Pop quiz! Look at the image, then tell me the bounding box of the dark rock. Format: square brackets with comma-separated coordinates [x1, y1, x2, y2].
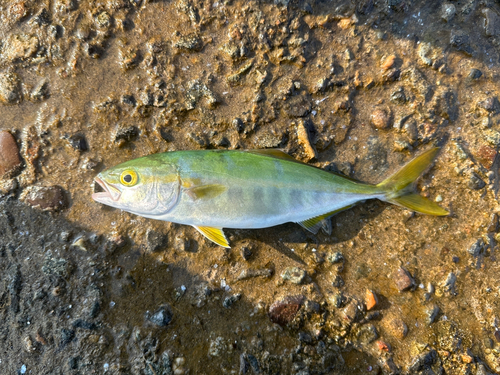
[331, 275, 344, 288]
[32, 8, 51, 26]
[67, 133, 88, 152]
[483, 8, 500, 37]
[408, 350, 441, 374]
[145, 229, 167, 252]
[147, 304, 173, 327]
[468, 172, 486, 190]
[42, 256, 69, 277]
[390, 87, 406, 104]
[298, 332, 313, 344]
[426, 304, 440, 325]
[477, 97, 500, 113]
[382, 68, 400, 83]
[240, 353, 250, 374]
[121, 95, 136, 106]
[467, 238, 485, 257]
[394, 267, 415, 291]
[23, 185, 68, 211]
[0, 131, 22, 178]
[443, 272, 457, 296]
[450, 30, 473, 55]
[72, 319, 97, 330]
[468, 68, 482, 80]
[247, 354, 260, 374]
[487, 213, 499, 233]
[115, 125, 139, 143]
[284, 96, 311, 118]
[341, 299, 364, 323]
[268, 295, 304, 326]
[8, 267, 22, 313]
[0, 72, 21, 104]
[240, 246, 252, 261]
[222, 293, 241, 308]
[60, 328, 75, 347]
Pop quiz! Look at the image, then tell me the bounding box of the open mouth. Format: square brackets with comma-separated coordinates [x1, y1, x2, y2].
[92, 176, 121, 202]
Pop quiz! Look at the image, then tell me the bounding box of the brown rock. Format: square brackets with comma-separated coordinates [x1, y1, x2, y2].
[0, 131, 22, 178]
[386, 318, 408, 339]
[268, 295, 304, 326]
[0, 72, 21, 104]
[476, 145, 497, 169]
[296, 120, 317, 162]
[365, 289, 378, 311]
[370, 108, 391, 129]
[22, 185, 68, 211]
[376, 340, 391, 352]
[381, 55, 396, 71]
[394, 267, 415, 291]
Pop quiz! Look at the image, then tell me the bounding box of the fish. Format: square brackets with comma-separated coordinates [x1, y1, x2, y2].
[92, 148, 448, 248]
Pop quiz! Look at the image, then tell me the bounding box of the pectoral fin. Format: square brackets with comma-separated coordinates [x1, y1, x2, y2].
[298, 205, 355, 235]
[185, 184, 227, 200]
[193, 225, 230, 248]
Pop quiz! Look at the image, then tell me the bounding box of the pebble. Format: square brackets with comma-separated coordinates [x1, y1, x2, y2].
[418, 43, 432, 66]
[365, 289, 378, 311]
[483, 8, 500, 37]
[341, 300, 364, 323]
[208, 336, 227, 357]
[30, 79, 49, 101]
[356, 324, 378, 345]
[487, 213, 499, 233]
[240, 245, 252, 261]
[426, 304, 441, 325]
[67, 133, 88, 152]
[376, 340, 391, 352]
[268, 295, 304, 326]
[327, 251, 344, 264]
[450, 30, 473, 55]
[0, 72, 21, 104]
[370, 108, 391, 129]
[394, 267, 415, 292]
[236, 268, 273, 280]
[468, 172, 486, 190]
[386, 318, 408, 339]
[390, 87, 406, 104]
[442, 272, 457, 296]
[222, 293, 241, 308]
[477, 97, 499, 113]
[475, 145, 497, 169]
[296, 120, 317, 161]
[467, 238, 485, 257]
[408, 350, 440, 373]
[281, 267, 307, 284]
[441, 3, 456, 22]
[147, 304, 173, 326]
[22, 185, 68, 211]
[381, 55, 396, 71]
[0, 131, 22, 178]
[145, 229, 168, 252]
[468, 68, 483, 80]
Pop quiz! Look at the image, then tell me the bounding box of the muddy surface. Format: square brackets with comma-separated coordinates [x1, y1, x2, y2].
[1, 0, 500, 374]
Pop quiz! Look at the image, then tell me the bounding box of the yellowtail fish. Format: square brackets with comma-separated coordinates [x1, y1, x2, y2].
[92, 148, 447, 248]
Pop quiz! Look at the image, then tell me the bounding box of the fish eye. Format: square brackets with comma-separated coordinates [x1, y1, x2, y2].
[120, 170, 138, 186]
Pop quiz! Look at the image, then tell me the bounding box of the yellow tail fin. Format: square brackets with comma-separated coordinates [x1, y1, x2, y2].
[377, 148, 448, 216]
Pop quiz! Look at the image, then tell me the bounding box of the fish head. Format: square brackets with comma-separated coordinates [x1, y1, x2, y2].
[92, 156, 180, 216]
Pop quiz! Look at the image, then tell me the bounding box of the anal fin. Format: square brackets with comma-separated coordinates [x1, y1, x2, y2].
[193, 225, 230, 248]
[298, 205, 355, 235]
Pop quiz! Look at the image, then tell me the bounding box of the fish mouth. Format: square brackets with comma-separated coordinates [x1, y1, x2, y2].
[92, 176, 121, 202]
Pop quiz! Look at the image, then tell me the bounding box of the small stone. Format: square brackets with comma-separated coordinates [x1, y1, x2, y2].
[0, 72, 21, 104]
[173, 33, 202, 51]
[408, 350, 439, 373]
[442, 272, 457, 295]
[147, 304, 173, 326]
[390, 87, 406, 104]
[394, 139, 412, 152]
[222, 293, 241, 308]
[341, 300, 364, 323]
[468, 68, 482, 80]
[394, 267, 415, 291]
[483, 8, 500, 37]
[281, 267, 307, 284]
[67, 133, 88, 152]
[386, 318, 408, 339]
[376, 340, 391, 352]
[22, 185, 68, 211]
[381, 55, 396, 71]
[426, 304, 440, 325]
[475, 145, 497, 169]
[370, 108, 391, 129]
[327, 251, 344, 264]
[0, 131, 22, 178]
[468, 172, 486, 190]
[208, 337, 226, 357]
[468, 238, 485, 257]
[296, 120, 317, 161]
[30, 80, 49, 101]
[365, 289, 378, 311]
[450, 30, 472, 55]
[240, 246, 252, 261]
[441, 3, 456, 22]
[114, 126, 139, 144]
[268, 295, 304, 326]
[477, 97, 499, 113]
[145, 229, 168, 252]
[418, 43, 433, 65]
[236, 268, 273, 280]
[356, 324, 378, 345]
[487, 214, 499, 233]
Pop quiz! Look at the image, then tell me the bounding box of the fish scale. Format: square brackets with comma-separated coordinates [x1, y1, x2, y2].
[92, 148, 448, 248]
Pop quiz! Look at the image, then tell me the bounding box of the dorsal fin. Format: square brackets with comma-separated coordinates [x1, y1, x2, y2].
[246, 149, 305, 163]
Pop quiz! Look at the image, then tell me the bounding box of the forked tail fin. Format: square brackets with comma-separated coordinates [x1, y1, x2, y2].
[377, 148, 449, 216]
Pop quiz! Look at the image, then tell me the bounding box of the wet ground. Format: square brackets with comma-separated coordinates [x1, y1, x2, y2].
[1, 0, 500, 374]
